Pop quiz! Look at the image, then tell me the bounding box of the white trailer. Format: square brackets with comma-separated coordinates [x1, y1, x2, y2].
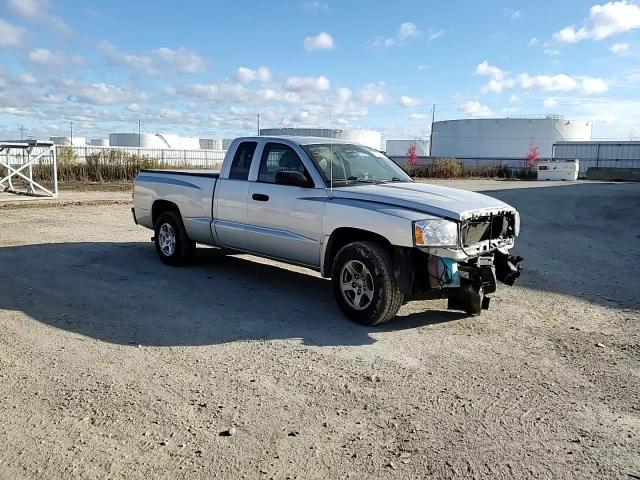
[537, 160, 579, 181]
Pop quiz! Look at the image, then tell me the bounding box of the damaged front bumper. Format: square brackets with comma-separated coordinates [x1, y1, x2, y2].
[397, 248, 524, 316]
[446, 251, 523, 315]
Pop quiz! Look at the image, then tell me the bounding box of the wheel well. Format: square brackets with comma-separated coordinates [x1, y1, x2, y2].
[322, 227, 393, 278]
[151, 200, 181, 227]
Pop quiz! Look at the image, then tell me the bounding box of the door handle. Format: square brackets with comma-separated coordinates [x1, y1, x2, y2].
[252, 193, 269, 202]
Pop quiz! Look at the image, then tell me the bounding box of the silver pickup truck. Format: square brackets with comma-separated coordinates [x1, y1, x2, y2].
[132, 136, 523, 325]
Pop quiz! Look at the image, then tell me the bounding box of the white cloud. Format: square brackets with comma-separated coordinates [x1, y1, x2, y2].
[475, 60, 608, 95]
[128, 103, 141, 113]
[236, 66, 271, 84]
[410, 113, 427, 120]
[528, 37, 539, 46]
[99, 41, 206, 75]
[475, 60, 504, 80]
[553, 26, 590, 43]
[153, 47, 205, 74]
[504, 9, 521, 20]
[160, 108, 182, 121]
[475, 60, 514, 93]
[359, 81, 387, 105]
[610, 42, 630, 54]
[302, 1, 329, 13]
[304, 31, 335, 51]
[372, 22, 421, 47]
[580, 76, 609, 94]
[174, 82, 249, 102]
[0, 19, 25, 47]
[427, 29, 445, 40]
[517, 73, 577, 91]
[336, 87, 352, 103]
[554, 1, 640, 43]
[417, 64, 430, 70]
[399, 22, 420, 40]
[458, 101, 493, 118]
[73, 83, 141, 105]
[7, 0, 71, 35]
[29, 48, 58, 66]
[28, 48, 84, 68]
[18, 73, 37, 84]
[284, 75, 331, 92]
[7, 0, 45, 18]
[543, 98, 558, 108]
[399, 95, 421, 108]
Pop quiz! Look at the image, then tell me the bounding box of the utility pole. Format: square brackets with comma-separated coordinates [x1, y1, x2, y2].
[428, 104, 436, 156]
[70, 121, 73, 146]
[138, 119, 141, 146]
[257, 113, 260, 135]
[19, 124, 25, 140]
[329, 104, 332, 130]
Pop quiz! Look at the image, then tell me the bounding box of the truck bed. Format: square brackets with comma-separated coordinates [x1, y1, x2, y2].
[134, 169, 219, 244]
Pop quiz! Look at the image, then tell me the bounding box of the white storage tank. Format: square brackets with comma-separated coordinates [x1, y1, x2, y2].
[260, 128, 382, 150]
[89, 138, 109, 146]
[109, 133, 200, 149]
[50, 136, 86, 146]
[537, 159, 579, 181]
[199, 138, 223, 150]
[431, 117, 592, 159]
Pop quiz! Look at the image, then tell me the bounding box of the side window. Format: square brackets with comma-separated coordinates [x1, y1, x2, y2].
[258, 143, 310, 184]
[228, 141, 257, 180]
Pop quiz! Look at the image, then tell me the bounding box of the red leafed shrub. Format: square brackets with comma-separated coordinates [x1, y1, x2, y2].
[407, 142, 417, 166]
[526, 141, 539, 167]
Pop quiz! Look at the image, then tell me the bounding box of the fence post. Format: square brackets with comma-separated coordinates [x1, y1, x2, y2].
[52, 145, 58, 198]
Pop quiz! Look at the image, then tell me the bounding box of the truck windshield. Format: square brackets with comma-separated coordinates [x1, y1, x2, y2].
[303, 143, 413, 187]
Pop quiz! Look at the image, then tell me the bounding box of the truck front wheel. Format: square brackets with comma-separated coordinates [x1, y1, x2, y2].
[331, 241, 404, 326]
[154, 212, 195, 266]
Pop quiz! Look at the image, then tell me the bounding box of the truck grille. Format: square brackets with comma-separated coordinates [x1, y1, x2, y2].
[461, 214, 512, 247]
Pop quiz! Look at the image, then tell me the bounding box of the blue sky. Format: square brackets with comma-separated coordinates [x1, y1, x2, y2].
[1, 0, 640, 141]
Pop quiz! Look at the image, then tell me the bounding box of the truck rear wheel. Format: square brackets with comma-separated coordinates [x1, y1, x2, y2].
[331, 241, 403, 326]
[154, 212, 195, 266]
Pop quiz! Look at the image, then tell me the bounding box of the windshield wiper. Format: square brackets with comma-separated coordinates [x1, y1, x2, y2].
[331, 177, 378, 185]
[376, 177, 410, 184]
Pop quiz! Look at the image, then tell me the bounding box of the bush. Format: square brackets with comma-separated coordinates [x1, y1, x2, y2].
[403, 158, 464, 179]
[402, 157, 528, 179]
[56, 147, 77, 167]
[24, 148, 180, 186]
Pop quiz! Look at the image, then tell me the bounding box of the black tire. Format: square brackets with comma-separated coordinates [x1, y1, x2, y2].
[154, 211, 195, 266]
[331, 241, 404, 326]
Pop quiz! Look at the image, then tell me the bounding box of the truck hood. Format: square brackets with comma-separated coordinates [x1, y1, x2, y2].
[330, 182, 516, 221]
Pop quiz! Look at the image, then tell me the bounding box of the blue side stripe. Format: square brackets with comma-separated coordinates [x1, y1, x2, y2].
[137, 175, 201, 190]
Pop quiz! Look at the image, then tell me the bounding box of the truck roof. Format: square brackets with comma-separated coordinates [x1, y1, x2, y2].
[236, 135, 356, 146]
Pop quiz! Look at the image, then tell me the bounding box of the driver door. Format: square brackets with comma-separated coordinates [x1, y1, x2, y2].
[245, 142, 326, 267]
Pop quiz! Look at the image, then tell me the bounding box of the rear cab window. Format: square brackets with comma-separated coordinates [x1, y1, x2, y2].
[229, 141, 257, 180]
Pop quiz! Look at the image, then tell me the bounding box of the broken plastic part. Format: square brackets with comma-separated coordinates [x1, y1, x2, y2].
[495, 252, 524, 286]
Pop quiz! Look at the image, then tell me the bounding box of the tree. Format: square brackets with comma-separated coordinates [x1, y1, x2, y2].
[407, 141, 417, 166]
[526, 141, 539, 167]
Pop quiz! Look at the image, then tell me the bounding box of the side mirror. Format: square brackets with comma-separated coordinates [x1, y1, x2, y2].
[275, 170, 313, 188]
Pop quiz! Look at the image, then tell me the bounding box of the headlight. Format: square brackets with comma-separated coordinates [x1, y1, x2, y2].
[513, 211, 520, 236]
[414, 219, 458, 247]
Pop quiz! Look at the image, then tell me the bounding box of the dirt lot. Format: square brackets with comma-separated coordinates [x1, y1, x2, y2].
[1, 181, 639, 479]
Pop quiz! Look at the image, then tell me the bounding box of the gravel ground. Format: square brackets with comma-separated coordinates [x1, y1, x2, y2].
[0, 181, 639, 479]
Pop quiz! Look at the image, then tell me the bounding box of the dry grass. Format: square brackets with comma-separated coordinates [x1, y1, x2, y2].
[403, 157, 533, 179]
